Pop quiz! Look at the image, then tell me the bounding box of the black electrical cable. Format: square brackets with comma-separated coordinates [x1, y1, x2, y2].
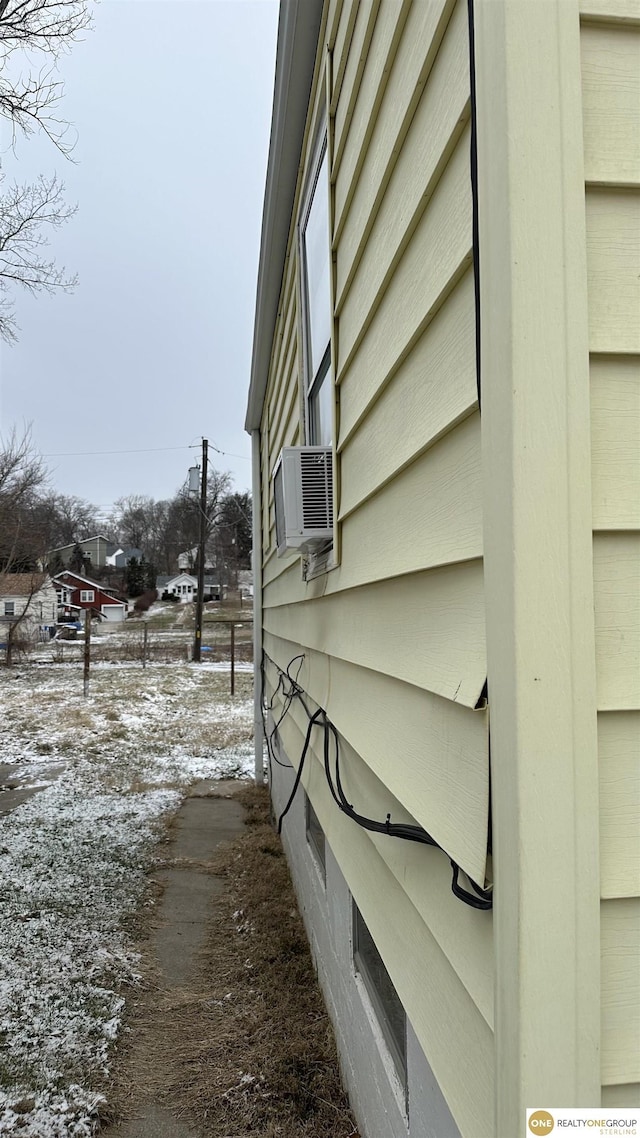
[323, 709, 492, 910]
[276, 707, 325, 834]
[268, 655, 493, 912]
[467, 0, 482, 413]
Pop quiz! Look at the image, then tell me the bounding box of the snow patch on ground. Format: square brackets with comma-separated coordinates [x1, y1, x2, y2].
[0, 661, 255, 1135]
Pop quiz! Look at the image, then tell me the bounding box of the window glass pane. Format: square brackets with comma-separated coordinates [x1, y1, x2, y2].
[303, 148, 331, 381]
[353, 904, 406, 1086]
[309, 355, 333, 447]
[305, 794, 326, 879]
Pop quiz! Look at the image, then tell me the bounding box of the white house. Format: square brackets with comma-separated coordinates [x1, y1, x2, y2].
[0, 573, 58, 642]
[157, 573, 220, 602]
[246, 2, 640, 1136]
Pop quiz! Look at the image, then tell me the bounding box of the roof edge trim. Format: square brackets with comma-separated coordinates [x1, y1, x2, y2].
[245, 0, 324, 433]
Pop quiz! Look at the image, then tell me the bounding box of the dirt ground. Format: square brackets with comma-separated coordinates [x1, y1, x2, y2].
[100, 785, 359, 1138]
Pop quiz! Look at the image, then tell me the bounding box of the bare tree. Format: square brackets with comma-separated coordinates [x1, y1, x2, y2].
[0, 425, 48, 569]
[0, 173, 77, 342]
[39, 491, 99, 547]
[0, 0, 91, 341]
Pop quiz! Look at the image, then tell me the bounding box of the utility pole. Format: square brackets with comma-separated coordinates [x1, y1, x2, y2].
[193, 437, 208, 662]
[83, 607, 92, 697]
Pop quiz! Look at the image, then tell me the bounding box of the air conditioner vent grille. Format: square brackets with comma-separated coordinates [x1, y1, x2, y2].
[300, 451, 332, 530]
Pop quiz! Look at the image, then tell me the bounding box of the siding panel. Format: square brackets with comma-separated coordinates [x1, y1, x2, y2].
[599, 711, 640, 899]
[338, 269, 477, 515]
[335, 0, 459, 309]
[593, 532, 640, 709]
[581, 23, 640, 184]
[331, 0, 380, 173]
[338, 120, 472, 390]
[333, 0, 412, 239]
[263, 560, 486, 709]
[263, 633, 489, 887]
[266, 661, 493, 1028]
[586, 189, 640, 353]
[339, 413, 482, 579]
[591, 355, 640, 530]
[601, 898, 640, 1084]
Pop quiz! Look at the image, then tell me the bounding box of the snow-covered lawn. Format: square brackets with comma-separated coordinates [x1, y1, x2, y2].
[0, 661, 255, 1136]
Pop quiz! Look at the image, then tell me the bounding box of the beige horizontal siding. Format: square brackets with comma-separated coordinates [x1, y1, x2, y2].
[339, 413, 482, 580]
[331, 0, 380, 170]
[263, 559, 486, 709]
[333, 0, 412, 238]
[330, 0, 359, 114]
[586, 189, 640, 353]
[602, 1083, 640, 1107]
[265, 658, 493, 1023]
[599, 711, 640, 899]
[591, 355, 640, 530]
[580, 0, 640, 24]
[338, 269, 477, 515]
[334, 0, 458, 310]
[264, 631, 489, 886]
[593, 532, 640, 710]
[582, 11, 640, 1100]
[267, 670, 494, 1138]
[601, 897, 640, 1084]
[581, 22, 640, 184]
[338, 120, 472, 398]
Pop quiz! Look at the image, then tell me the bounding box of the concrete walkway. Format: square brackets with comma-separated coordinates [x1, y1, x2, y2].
[101, 779, 248, 1138]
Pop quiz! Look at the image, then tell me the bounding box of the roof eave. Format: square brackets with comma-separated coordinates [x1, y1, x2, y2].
[245, 0, 324, 434]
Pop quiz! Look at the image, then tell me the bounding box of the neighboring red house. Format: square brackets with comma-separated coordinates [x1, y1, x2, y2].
[53, 571, 127, 623]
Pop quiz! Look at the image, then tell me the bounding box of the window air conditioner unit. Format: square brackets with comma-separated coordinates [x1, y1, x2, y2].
[273, 446, 333, 557]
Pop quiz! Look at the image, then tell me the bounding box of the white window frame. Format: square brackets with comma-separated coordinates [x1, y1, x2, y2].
[299, 125, 333, 448]
[4, 601, 15, 617]
[80, 590, 95, 603]
[297, 110, 336, 578]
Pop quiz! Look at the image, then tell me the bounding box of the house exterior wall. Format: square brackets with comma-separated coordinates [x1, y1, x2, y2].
[250, 0, 639, 1134]
[258, 2, 494, 1135]
[580, 2, 640, 1107]
[270, 744, 462, 1138]
[56, 574, 126, 620]
[50, 536, 111, 569]
[0, 579, 58, 637]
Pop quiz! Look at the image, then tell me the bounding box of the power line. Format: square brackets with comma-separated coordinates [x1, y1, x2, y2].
[40, 443, 251, 461]
[41, 445, 197, 458]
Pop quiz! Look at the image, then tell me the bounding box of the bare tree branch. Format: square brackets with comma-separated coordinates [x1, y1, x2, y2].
[0, 171, 77, 342]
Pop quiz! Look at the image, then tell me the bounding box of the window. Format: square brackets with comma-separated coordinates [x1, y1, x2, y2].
[300, 133, 333, 448]
[4, 601, 15, 616]
[80, 590, 94, 603]
[305, 793, 326, 880]
[353, 903, 407, 1090]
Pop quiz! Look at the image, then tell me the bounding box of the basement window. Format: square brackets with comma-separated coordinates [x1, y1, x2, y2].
[305, 793, 326, 881]
[352, 902, 407, 1091]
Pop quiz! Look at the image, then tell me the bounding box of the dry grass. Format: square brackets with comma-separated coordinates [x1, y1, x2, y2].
[103, 786, 359, 1138]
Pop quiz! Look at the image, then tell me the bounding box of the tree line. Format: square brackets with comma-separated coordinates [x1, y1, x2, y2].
[0, 428, 252, 592]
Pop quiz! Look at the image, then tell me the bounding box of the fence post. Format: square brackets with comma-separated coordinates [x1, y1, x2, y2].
[230, 621, 235, 696]
[142, 623, 148, 669]
[83, 609, 92, 697]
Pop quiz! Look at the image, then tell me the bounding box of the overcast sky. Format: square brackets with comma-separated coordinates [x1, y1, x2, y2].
[0, 0, 279, 518]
